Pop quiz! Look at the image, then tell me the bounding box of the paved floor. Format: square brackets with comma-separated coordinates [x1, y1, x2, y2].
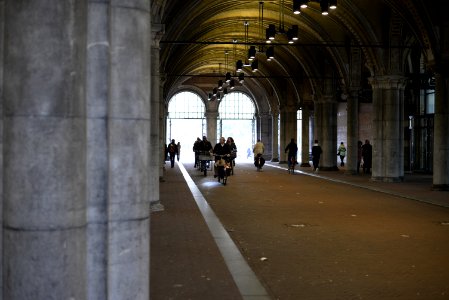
[151, 160, 449, 300]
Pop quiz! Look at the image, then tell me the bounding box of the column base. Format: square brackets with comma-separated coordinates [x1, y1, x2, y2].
[300, 162, 311, 167]
[150, 201, 165, 212]
[371, 176, 404, 183]
[344, 169, 358, 175]
[432, 184, 449, 191]
[279, 160, 287, 164]
[319, 166, 339, 171]
[271, 158, 279, 162]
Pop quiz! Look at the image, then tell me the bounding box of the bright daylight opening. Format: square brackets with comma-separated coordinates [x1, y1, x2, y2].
[167, 91, 257, 163]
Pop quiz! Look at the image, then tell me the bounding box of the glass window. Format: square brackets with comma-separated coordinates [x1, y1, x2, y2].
[168, 91, 205, 119]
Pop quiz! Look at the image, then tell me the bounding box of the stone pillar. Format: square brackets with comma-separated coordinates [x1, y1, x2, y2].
[0, 1, 4, 297]
[159, 79, 166, 181]
[271, 109, 279, 161]
[150, 24, 164, 211]
[433, 70, 449, 190]
[346, 45, 362, 174]
[107, 2, 151, 299]
[259, 112, 272, 158]
[300, 106, 311, 167]
[279, 105, 297, 163]
[369, 75, 406, 182]
[205, 103, 219, 143]
[86, 1, 108, 299]
[346, 89, 359, 174]
[317, 98, 338, 170]
[3, 2, 87, 299]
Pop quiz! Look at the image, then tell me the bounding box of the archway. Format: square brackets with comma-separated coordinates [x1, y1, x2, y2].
[218, 92, 256, 161]
[167, 91, 205, 162]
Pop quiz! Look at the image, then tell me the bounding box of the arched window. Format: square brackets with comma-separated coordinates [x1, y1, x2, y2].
[218, 92, 256, 160]
[166, 91, 205, 155]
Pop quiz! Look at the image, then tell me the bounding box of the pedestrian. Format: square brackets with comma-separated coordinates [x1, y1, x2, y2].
[177, 142, 181, 161]
[311, 139, 322, 172]
[284, 138, 298, 169]
[193, 137, 202, 167]
[357, 140, 363, 174]
[337, 142, 346, 167]
[253, 139, 265, 169]
[361, 139, 372, 174]
[167, 139, 178, 168]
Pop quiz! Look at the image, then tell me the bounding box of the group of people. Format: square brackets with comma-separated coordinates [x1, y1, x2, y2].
[192, 136, 237, 177]
[167, 135, 373, 175]
[334, 139, 373, 174]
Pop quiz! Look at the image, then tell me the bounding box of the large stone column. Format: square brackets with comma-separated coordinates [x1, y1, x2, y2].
[259, 112, 272, 158]
[346, 89, 359, 174]
[150, 24, 164, 211]
[3, 2, 87, 299]
[205, 106, 219, 143]
[0, 1, 4, 297]
[279, 105, 297, 163]
[271, 109, 279, 161]
[433, 70, 449, 190]
[86, 1, 108, 299]
[300, 106, 311, 167]
[107, 2, 151, 299]
[316, 98, 338, 170]
[369, 75, 406, 182]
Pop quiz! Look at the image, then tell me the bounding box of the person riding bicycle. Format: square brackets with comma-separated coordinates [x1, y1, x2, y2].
[285, 138, 298, 168]
[213, 137, 231, 178]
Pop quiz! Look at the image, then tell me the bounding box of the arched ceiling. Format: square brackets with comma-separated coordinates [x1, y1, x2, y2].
[154, 0, 442, 111]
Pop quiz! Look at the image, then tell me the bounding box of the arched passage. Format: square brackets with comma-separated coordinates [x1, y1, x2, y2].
[218, 92, 256, 161]
[166, 91, 205, 161]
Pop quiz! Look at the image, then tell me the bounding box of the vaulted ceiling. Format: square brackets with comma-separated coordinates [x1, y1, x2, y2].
[152, 0, 444, 113]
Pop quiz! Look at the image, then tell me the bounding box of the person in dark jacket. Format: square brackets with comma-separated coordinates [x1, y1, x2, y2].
[284, 138, 298, 168]
[167, 139, 178, 168]
[213, 137, 231, 177]
[311, 139, 322, 172]
[361, 139, 373, 174]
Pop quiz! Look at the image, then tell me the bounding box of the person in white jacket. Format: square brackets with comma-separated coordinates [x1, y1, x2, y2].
[253, 139, 265, 156]
[253, 139, 265, 169]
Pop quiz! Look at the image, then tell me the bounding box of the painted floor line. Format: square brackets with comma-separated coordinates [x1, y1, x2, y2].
[178, 162, 272, 300]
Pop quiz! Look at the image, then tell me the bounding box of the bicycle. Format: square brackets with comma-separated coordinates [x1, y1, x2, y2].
[198, 151, 212, 176]
[254, 153, 265, 172]
[214, 154, 231, 185]
[288, 156, 297, 174]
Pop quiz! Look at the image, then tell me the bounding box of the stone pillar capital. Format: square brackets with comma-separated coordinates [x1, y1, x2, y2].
[151, 23, 165, 48]
[369, 75, 407, 90]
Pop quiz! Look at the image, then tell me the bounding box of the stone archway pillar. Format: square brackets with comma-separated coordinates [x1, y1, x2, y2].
[205, 110, 218, 144]
[369, 75, 407, 182]
[258, 112, 272, 158]
[346, 89, 360, 174]
[3, 2, 88, 299]
[150, 24, 164, 211]
[314, 98, 338, 170]
[300, 106, 311, 167]
[271, 109, 279, 162]
[433, 70, 449, 190]
[279, 105, 297, 163]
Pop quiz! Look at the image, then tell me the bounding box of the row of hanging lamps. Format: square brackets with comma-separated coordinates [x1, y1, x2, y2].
[293, 0, 337, 15]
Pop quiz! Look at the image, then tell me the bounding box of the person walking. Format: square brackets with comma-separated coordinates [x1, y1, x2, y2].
[177, 142, 181, 161]
[361, 139, 373, 174]
[167, 139, 178, 168]
[253, 139, 265, 169]
[311, 139, 322, 172]
[337, 142, 346, 167]
[284, 138, 298, 169]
